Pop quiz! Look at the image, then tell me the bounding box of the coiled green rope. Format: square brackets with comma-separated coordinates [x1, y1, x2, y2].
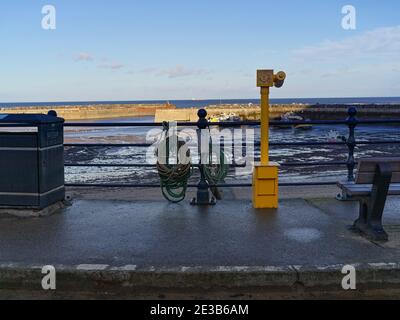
[204, 133, 229, 200]
[157, 161, 192, 203]
[156, 124, 229, 203]
[156, 124, 192, 203]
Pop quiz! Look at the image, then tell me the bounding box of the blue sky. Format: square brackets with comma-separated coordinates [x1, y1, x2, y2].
[0, 0, 399, 102]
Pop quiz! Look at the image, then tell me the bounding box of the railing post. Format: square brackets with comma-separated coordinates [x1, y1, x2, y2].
[191, 109, 215, 206]
[346, 107, 357, 182]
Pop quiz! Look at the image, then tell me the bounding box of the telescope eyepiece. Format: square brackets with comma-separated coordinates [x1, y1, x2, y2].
[274, 71, 286, 88]
[275, 71, 286, 81]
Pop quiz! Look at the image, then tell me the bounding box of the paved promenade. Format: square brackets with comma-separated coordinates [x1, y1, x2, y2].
[0, 186, 399, 299]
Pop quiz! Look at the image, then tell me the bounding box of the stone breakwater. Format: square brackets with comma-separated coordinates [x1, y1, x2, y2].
[155, 104, 400, 122]
[0, 103, 176, 120]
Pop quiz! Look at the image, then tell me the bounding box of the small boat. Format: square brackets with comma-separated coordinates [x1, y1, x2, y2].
[275, 112, 313, 130]
[294, 123, 313, 130]
[275, 116, 292, 129]
[208, 112, 240, 123]
[274, 112, 301, 129]
[282, 112, 303, 121]
[227, 113, 241, 122]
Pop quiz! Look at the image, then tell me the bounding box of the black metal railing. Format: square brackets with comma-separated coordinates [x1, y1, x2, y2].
[63, 107, 400, 190]
[2, 107, 398, 191]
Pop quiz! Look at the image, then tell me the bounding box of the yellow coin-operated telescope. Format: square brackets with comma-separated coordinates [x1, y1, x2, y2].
[253, 69, 286, 209]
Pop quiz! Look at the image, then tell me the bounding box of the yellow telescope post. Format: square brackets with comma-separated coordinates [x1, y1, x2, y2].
[253, 69, 286, 209]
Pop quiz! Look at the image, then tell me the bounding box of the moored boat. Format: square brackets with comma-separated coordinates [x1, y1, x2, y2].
[294, 123, 313, 130]
[208, 112, 240, 123]
[274, 112, 313, 130]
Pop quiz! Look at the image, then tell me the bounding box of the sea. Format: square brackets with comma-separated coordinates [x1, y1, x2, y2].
[1, 97, 400, 109]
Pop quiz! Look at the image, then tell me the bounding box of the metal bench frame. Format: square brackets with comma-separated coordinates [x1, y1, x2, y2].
[352, 163, 392, 241]
[338, 160, 400, 242]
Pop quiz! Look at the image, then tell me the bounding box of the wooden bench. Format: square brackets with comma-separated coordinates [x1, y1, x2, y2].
[337, 158, 400, 242]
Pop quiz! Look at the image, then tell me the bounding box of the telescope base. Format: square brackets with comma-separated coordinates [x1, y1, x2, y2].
[253, 162, 280, 209]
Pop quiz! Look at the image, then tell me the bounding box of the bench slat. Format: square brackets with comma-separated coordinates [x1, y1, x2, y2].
[357, 158, 400, 173]
[356, 172, 400, 184]
[337, 182, 400, 196]
[355, 157, 400, 184]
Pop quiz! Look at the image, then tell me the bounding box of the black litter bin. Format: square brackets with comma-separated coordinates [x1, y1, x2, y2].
[0, 113, 65, 209]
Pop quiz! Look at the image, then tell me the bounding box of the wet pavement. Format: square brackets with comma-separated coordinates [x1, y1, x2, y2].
[0, 195, 399, 268]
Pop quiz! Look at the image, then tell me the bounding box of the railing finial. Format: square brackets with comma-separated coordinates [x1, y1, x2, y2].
[348, 106, 357, 119]
[48, 110, 58, 117]
[197, 109, 208, 130]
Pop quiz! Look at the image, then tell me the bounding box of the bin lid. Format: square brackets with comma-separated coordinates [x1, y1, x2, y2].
[0, 113, 64, 124]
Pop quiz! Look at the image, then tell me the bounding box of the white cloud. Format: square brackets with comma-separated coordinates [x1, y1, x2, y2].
[97, 62, 124, 70]
[292, 26, 400, 62]
[156, 65, 210, 78]
[139, 67, 159, 73]
[320, 66, 359, 78]
[74, 52, 94, 62]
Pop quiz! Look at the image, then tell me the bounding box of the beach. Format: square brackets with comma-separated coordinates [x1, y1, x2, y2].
[63, 115, 400, 187]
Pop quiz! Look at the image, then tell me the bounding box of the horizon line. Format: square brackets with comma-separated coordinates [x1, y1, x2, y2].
[1, 96, 400, 105]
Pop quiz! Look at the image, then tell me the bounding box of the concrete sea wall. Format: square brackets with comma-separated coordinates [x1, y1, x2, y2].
[2, 103, 399, 122]
[0, 103, 176, 120]
[155, 104, 400, 122]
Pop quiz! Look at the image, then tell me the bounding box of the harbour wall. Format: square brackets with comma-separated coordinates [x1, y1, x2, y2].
[155, 104, 400, 122]
[2, 103, 400, 122]
[0, 103, 176, 120]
